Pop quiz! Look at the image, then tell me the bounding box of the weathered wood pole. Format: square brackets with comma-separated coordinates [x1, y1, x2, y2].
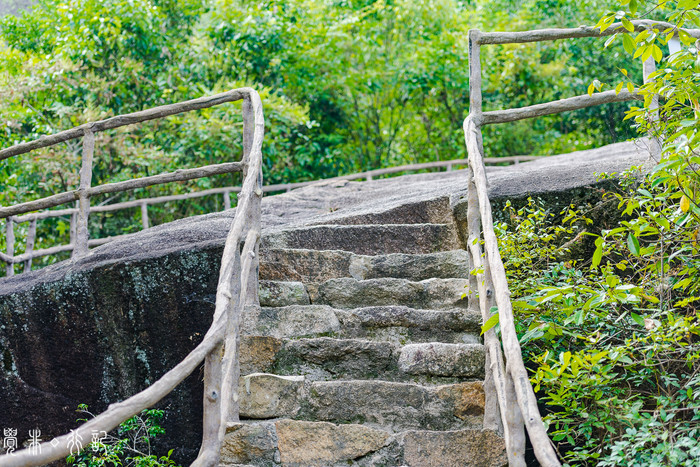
[643, 54, 662, 158]
[73, 126, 95, 258]
[465, 117, 561, 467]
[5, 217, 14, 276]
[24, 219, 37, 273]
[141, 202, 150, 230]
[69, 203, 77, 246]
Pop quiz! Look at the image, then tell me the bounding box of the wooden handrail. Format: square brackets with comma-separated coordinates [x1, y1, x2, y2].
[0, 88, 264, 467]
[0, 89, 251, 161]
[476, 20, 700, 45]
[480, 90, 641, 125]
[464, 21, 686, 466]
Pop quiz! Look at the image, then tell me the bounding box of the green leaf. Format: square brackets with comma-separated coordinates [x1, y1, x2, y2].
[627, 233, 641, 256]
[621, 17, 634, 32]
[481, 313, 499, 335]
[604, 34, 617, 48]
[678, 0, 700, 9]
[630, 312, 645, 326]
[622, 34, 636, 54]
[592, 237, 604, 268]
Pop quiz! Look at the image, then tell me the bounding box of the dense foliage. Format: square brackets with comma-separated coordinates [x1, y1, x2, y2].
[67, 405, 180, 467]
[0, 0, 632, 271]
[495, 2, 700, 464]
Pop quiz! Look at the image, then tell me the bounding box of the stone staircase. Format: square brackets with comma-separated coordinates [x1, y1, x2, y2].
[224, 197, 507, 466]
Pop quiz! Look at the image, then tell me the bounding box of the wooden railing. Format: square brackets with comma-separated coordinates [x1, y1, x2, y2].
[0, 88, 264, 467]
[1, 148, 537, 275]
[464, 21, 699, 467]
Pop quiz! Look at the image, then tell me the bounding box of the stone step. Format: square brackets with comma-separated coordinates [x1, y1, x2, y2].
[242, 304, 481, 344]
[239, 336, 484, 382]
[222, 419, 506, 466]
[308, 277, 469, 310]
[237, 374, 484, 432]
[313, 195, 455, 226]
[400, 429, 507, 467]
[261, 223, 460, 256]
[242, 305, 342, 339]
[259, 280, 309, 307]
[398, 342, 485, 378]
[260, 277, 469, 311]
[306, 380, 484, 431]
[260, 248, 469, 282]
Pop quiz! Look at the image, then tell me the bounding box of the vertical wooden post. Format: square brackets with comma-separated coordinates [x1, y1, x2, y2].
[242, 96, 254, 176]
[197, 95, 260, 464]
[668, 37, 682, 55]
[73, 125, 95, 258]
[5, 217, 14, 276]
[141, 202, 150, 230]
[446, 163, 453, 172]
[24, 219, 37, 273]
[467, 29, 484, 313]
[643, 54, 661, 157]
[223, 191, 231, 210]
[218, 96, 264, 440]
[468, 29, 483, 121]
[465, 121, 526, 466]
[643, 56, 658, 111]
[70, 203, 78, 247]
[366, 174, 373, 181]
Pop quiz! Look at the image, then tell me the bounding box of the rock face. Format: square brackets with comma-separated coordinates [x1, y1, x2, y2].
[0, 142, 652, 464]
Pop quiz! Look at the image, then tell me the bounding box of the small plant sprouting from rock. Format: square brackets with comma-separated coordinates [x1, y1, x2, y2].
[66, 404, 180, 467]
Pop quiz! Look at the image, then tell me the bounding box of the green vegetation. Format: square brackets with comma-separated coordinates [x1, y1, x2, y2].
[3, 0, 699, 464]
[495, 2, 700, 464]
[0, 0, 631, 270]
[67, 405, 180, 467]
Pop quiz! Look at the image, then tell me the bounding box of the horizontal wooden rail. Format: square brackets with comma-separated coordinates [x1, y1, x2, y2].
[0, 161, 244, 219]
[476, 20, 700, 45]
[0, 89, 251, 161]
[480, 90, 642, 125]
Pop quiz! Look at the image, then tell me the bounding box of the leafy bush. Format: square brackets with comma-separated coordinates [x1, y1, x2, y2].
[499, 190, 700, 465]
[67, 405, 180, 467]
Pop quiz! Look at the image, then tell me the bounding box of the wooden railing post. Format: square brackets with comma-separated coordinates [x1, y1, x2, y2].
[469, 29, 483, 122]
[140, 202, 150, 230]
[73, 125, 95, 258]
[70, 202, 78, 247]
[24, 219, 37, 273]
[242, 96, 254, 178]
[643, 54, 662, 158]
[5, 217, 14, 276]
[223, 190, 231, 210]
